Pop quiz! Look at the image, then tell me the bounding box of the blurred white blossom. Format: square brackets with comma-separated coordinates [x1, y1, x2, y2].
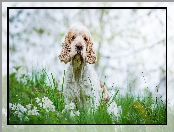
[42, 96, 49, 103]
[14, 110, 23, 119]
[9, 103, 13, 108]
[62, 109, 66, 113]
[11, 103, 17, 110]
[69, 102, 75, 110]
[36, 96, 56, 112]
[65, 105, 69, 110]
[38, 103, 42, 107]
[70, 110, 75, 117]
[43, 99, 53, 109]
[17, 103, 27, 113]
[35, 97, 41, 103]
[28, 106, 39, 116]
[76, 110, 80, 116]
[26, 104, 32, 110]
[50, 105, 55, 112]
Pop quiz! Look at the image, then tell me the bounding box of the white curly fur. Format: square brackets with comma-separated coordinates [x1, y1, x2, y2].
[64, 61, 103, 109]
[59, 26, 109, 109]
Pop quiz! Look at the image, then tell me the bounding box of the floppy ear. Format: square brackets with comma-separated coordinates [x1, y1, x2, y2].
[86, 36, 97, 64]
[58, 32, 71, 64]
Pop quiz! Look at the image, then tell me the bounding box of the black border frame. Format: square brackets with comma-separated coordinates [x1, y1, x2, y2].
[7, 6, 167, 125]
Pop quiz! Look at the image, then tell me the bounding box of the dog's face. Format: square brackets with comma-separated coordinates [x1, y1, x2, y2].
[68, 26, 90, 61]
[59, 26, 97, 64]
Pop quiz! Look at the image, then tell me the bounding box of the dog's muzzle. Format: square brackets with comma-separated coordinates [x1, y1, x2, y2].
[76, 44, 83, 54]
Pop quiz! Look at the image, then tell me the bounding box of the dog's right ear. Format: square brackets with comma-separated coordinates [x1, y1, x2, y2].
[58, 32, 71, 64]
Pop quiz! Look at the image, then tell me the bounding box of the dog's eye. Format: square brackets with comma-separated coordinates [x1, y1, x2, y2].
[84, 37, 88, 41]
[72, 36, 75, 40]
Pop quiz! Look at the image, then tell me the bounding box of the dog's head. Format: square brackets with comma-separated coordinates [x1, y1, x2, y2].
[58, 26, 97, 64]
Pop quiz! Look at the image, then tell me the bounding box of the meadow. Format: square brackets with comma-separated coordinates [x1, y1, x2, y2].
[9, 66, 166, 124]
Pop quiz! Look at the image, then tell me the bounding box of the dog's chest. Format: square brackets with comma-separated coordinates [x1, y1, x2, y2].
[66, 64, 94, 97]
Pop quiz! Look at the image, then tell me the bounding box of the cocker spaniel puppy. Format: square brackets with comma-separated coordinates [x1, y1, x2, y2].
[59, 26, 109, 109]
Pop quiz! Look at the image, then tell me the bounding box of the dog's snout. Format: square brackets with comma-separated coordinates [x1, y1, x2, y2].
[76, 44, 83, 50]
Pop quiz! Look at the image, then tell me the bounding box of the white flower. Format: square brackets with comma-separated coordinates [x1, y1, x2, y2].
[42, 96, 49, 103]
[14, 110, 19, 115]
[70, 110, 75, 117]
[28, 106, 39, 116]
[18, 112, 23, 118]
[50, 105, 55, 112]
[16, 103, 22, 110]
[69, 102, 75, 110]
[2, 108, 7, 117]
[32, 109, 39, 116]
[9, 103, 13, 108]
[35, 97, 41, 103]
[39, 96, 56, 112]
[20, 106, 27, 113]
[32, 106, 39, 115]
[43, 100, 53, 109]
[38, 103, 42, 107]
[76, 110, 80, 116]
[62, 109, 66, 113]
[65, 105, 69, 110]
[11, 104, 17, 110]
[14, 111, 22, 119]
[33, 106, 38, 110]
[17, 104, 26, 113]
[28, 110, 32, 115]
[26, 104, 32, 110]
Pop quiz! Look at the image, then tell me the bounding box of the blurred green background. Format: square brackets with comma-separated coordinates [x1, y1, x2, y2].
[8, 6, 166, 98]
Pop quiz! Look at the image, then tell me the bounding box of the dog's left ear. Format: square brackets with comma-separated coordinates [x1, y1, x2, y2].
[86, 36, 97, 64]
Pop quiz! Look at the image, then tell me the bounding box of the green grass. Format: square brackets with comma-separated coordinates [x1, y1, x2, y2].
[9, 67, 166, 124]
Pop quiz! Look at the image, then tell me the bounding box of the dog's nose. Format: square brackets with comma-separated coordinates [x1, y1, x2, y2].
[76, 44, 83, 50]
